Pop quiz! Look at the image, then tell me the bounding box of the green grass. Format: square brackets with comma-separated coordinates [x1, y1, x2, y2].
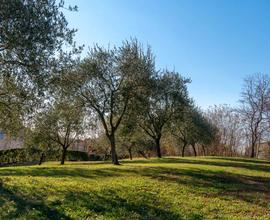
[0, 157, 270, 220]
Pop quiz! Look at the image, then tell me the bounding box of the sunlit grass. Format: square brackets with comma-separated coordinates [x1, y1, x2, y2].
[0, 157, 270, 219]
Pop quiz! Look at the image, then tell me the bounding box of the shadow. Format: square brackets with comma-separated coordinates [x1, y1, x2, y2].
[0, 167, 123, 179]
[0, 166, 203, 220]
[122, 157, 270, 173]
[0, 181, 71, 219]
[120, 158, 175, 164]
[63, 188, 187, 220]
[213, 157, 270, 165]
[178, 159, 270, 173]
[115, 166, 270, 207]
[0, 161, 40, 168]
[1, 157, 270, 218]
[64, 160, 113, 166]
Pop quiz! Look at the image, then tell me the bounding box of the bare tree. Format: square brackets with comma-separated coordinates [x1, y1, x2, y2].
[239, 73, 270, 158]
[204, 105, 243, 156]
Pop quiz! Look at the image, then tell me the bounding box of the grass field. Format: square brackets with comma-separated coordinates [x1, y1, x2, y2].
[0, 157, 270, 220]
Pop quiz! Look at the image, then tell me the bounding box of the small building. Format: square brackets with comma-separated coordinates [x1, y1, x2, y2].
[0, 131, 89, 153]
[0, 131, 24, 151]
[258, 141, 270, 159]
[69, 139, 88, 152]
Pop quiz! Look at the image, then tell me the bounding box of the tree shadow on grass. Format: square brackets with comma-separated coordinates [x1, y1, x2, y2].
[178, 159, 270, 173]
[120, 166, 270, 208]
[122, 157, 270, 173]
[62, 188, 198, 220]
[0, 181, 71, 220]
[0, 170, 202, 220]
[1, 157, 270, 217]
[1, 159, 270, 203]
[213, 156, 270, 165]
[0, 167, 123, 179]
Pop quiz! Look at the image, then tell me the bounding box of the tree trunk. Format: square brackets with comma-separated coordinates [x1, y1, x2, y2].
[182, 143, 187, 157]
[256, 137, 261, 159]
[192, 144, 197, 156]
[109, 134, 120, 165]
[128, 148, 132, 160]
[250, 142, 256, 158]
[155, 138, 162, 158]
[60, 147, 67, 165]
[202, 145, 206, 156]
[39, 152, 45, 165]
[138, 150, 148, 159]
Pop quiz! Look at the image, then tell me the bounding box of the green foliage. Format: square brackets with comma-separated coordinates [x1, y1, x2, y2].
[0, 149, 29, 165]
[0, 157, 270, 219]
[0, 148, 89, 165]
[0, 148, 58, 165]
[32, 95, 86, 164]
[171, 105, 217, 156]
[0, 1, 219, 163]
[0, 0, 80, 133]
[139, 70, 191, 157]
[0, 0, 78, 80]
[61, 39, 155, 164]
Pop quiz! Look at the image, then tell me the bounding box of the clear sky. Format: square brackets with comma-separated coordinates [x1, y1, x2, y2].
[64, 0, 270, 109]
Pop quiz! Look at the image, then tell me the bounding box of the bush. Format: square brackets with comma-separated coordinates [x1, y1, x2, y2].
[0, 148, 36, 165]
[66, 151, 89, 161]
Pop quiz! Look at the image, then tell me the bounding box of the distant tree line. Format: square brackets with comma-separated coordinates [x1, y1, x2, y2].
[205, 73, 270, 158]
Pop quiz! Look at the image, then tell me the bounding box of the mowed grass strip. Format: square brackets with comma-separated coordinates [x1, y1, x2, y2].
[0, 157, 270, 220]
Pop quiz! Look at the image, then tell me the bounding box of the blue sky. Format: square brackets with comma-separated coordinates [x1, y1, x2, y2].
[64, 0, 270, 109]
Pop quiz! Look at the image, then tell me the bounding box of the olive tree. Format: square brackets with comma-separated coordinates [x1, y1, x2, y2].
[65, 40, 154, 165]
[139, 71, 190, 158]
[171, 105, 215, 157]
[205, 105, 244, 156]
[35, 97, 85, 165]
[0, 0, 79, 132]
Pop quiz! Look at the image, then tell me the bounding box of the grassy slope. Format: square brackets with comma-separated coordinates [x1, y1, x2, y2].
[0, 157, 270, 220]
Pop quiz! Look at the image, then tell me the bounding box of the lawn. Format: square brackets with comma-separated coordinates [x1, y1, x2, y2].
[0, 157, 270, 220]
